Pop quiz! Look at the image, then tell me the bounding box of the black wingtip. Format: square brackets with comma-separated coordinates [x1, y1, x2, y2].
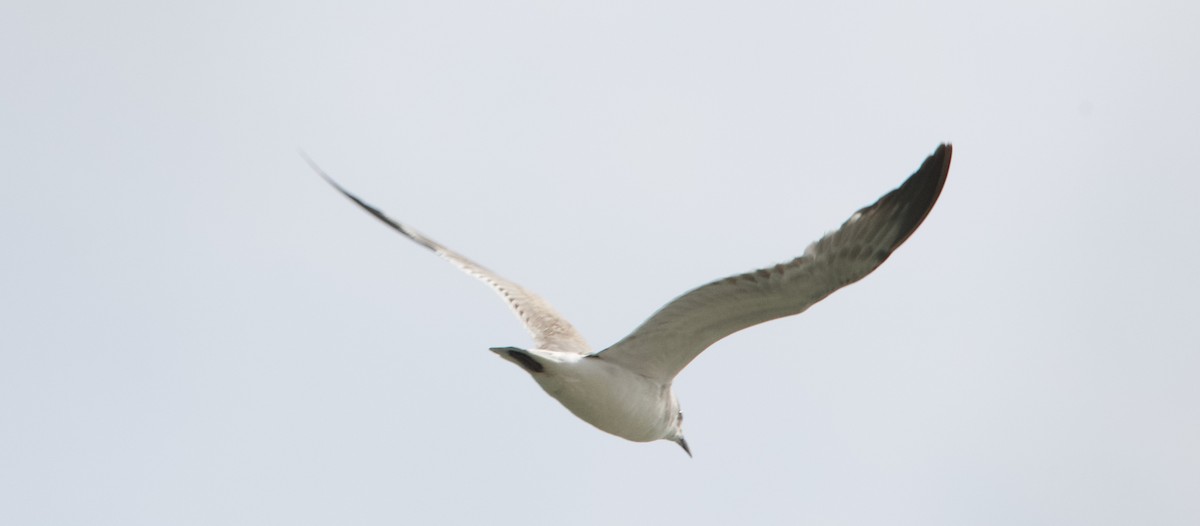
[300, 150, 369, 208]
[299, 149, 339, 190]
[928, 143, 952, 182]
[302, 152, 443, 253]
[914, 143, 952, 189]
[877, 143, 952, 250]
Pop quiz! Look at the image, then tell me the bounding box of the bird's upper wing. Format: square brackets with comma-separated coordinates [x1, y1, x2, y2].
[598, 144, 951, 382]
[306, 156, 592, 355]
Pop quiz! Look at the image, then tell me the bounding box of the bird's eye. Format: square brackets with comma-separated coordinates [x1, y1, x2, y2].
[677, 411, 684, 424]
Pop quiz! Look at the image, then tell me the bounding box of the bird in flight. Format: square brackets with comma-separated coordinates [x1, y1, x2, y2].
[308, 144, 951, 456]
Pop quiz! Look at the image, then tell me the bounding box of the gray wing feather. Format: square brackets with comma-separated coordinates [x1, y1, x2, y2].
[306, 155, 592, 355]
[599, 144, 951, 382]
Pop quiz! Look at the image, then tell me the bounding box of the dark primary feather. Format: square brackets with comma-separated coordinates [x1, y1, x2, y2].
[599, 144, 952, 382]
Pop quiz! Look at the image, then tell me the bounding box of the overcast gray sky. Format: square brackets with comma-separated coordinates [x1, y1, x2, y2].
[3, 1, 1198, 525]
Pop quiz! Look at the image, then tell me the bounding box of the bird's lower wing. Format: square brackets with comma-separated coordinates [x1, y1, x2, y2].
[306, 156, 592, 355]
[599, 144, 951, 382]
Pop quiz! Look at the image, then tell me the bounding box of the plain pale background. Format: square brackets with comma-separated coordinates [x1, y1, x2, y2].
[3, 1, 1198, 524]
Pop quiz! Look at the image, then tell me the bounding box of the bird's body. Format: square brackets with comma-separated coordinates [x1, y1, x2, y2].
[495, 348, 679, 443]
[308, 144, 952, 456]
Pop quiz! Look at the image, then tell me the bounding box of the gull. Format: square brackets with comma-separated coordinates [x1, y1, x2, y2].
[308, 144, 951, 456]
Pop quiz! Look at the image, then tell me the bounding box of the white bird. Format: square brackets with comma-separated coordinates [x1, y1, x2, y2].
[308, 144, 951, 456]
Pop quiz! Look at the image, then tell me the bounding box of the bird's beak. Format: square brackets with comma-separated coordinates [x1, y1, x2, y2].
[676, 437, 692, 458]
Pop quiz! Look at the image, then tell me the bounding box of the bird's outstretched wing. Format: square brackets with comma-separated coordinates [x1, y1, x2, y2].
[306, 155, 592, 355]
[599, 144, 951, 382]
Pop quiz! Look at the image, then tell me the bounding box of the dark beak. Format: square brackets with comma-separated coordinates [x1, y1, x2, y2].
[676, 438, 692, 458]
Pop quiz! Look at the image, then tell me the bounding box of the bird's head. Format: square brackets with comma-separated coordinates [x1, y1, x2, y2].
[667, 406, 691, 458]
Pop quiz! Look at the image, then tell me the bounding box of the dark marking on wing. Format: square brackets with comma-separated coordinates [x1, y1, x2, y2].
[506, 349, 545, 373]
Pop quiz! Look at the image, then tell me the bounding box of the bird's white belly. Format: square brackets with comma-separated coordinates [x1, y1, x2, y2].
[532, 357, 674, 443]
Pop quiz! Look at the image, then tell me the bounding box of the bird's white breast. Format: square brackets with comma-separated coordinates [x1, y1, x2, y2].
[530, 354, 676, 443]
